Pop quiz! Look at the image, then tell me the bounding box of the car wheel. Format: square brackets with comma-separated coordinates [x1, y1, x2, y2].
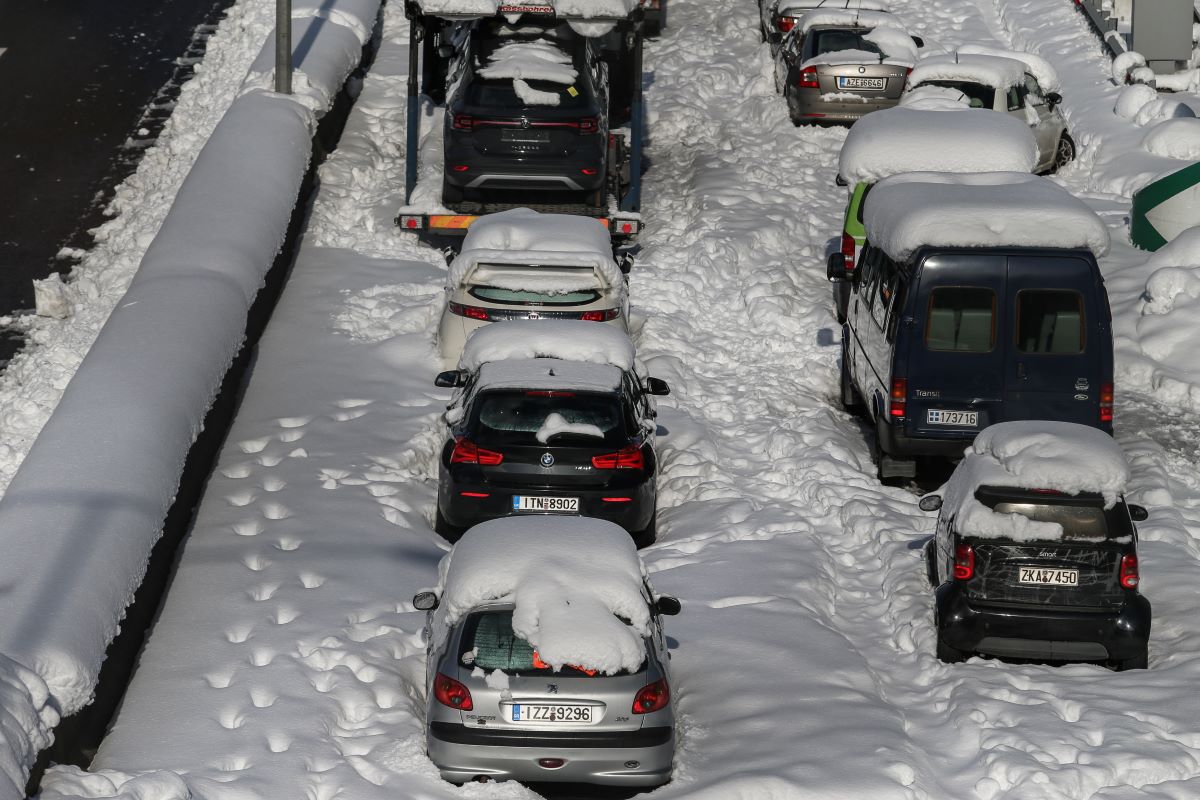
[1110, 648, 1148, 671]
[923, 539, 938, 587]
[434, 506, 463, 543]
[839, 346, 860, 411]
[1051, 133, 1076, 173]
[441, 176, 464, 206]
[633, 512, 657, 548]
[936, 636, 968, 664]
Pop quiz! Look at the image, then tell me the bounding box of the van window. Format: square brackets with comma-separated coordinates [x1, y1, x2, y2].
[925, 288, 995, 352]
[857, 248, 881, 308]
[870, 256, 901, 330]
[1017, 290, 1084, 354]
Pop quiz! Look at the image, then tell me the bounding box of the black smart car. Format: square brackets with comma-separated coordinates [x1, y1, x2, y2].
[442, 22, 610, 206]
[434, 350, 668, 546]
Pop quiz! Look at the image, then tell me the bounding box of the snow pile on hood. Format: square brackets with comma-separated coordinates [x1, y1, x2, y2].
[908, 53, 1026, 91]
[939, 422, 1130, 542]
[797, 8, 903, 34]
[436, 517, 651, 674]
[1142, 118, 1200, 160]
[864, 172, 1110, 261]
[459, 319, 635, 371]
[838, 107, 1037, 184]
[956, 44, 1060, 92]
[477, 39, 576, 106]
[449, 209, 621, 289]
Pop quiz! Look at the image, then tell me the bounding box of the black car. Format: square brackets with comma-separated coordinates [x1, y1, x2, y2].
[922, 484, 1151, 671]
[442, 22, 610, 206]
[434, 357, 668, 546]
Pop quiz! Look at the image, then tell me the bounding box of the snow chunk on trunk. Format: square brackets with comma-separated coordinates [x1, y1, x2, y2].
[460, 319, 635, 371]
[478, 40, 578, 84]
[535, 411, 605, 443]
[956, 44, 1061, 92]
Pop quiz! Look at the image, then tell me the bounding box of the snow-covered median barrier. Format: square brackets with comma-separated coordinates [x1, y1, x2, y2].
[1135, 227, 1200, 410]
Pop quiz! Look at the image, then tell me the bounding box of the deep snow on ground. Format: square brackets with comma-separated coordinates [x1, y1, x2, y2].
[31, 0, 1200, 798]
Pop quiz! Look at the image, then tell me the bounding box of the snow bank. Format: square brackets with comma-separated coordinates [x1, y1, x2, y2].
[908, 53, 1026, 90]
[1114, 83, 1158, 120]
[459, 319, 635, 371]
[1133, 97, 1196, 128]
[290, 0, 381, 44]
[435, 516, 651, 674]
[1135, 228, 1200, 408]
[1142, 118, 1200, 159]
[797, 8, 903, 34]
[957, 43, 1060, 92]
[864, 171, 1110, 261]
[242, 15, 369, 113]
[838, 107, 1037, 184]
[0, 656, 55, 799]
[939, 422, 1130, 541]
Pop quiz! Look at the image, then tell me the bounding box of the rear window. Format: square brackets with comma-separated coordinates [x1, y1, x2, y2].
[925, 287, 995, 352]
[923, 80, 994, 109]
[1017, 290, 1084, 354]
[472, 390, 628, 446]
[460, 610, 639, 676]
[811, 29, 883, 57]
[464, 78, 591, 110]
[977, 489, 1134, 541]
[469, 287, 600, 306]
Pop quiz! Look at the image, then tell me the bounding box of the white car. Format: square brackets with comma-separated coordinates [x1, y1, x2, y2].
[437, 208, 630, 364]
[904, 51, 1074, 174]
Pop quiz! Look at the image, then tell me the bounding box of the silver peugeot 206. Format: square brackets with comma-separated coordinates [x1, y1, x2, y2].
[414, 516, 682, 787]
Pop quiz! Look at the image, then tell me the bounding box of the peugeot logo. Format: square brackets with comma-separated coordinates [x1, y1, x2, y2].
[540, 452, 555, 467]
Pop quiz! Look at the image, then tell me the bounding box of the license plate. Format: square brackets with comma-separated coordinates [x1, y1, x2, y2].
[926, 409, 978, 427]
[501, 129, 550, 144]
[837, 76, 886, 90]
[1018, 567, 1079, 586]
[510, 703, 596, 724]
[513, 495, 579, 512]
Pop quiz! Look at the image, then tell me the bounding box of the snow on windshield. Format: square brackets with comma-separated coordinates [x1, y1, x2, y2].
[477, 39, 577, 106]
[534, 411, 606, 442]
[459, 319, 635, 371]
[435, 516, 651, 674]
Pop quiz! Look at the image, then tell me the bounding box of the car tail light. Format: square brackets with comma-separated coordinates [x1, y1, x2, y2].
[1100, 381, 1114, 424]
[1120, 553, 1139, 589]
[581, 168, 598, 176]
[434, 673, 474, 710]
[525, 390, 575, 397]
[840, 232, 856, 266]
[592, 446, 644, 470]
[632, 679, 669, 714]
[579, 117, 599, 134]
[799, 66, 819, 89]
[448, 302, 491, 321]
[953, 541, 975, 581]
[580, 309, 620, 322]
[452, 164, 470, 172]
[889, 377, 907, 418]
[450, 438, 504, 466]
[452, 114, 474, 131]
[776, 16, 797, 32]
[460, 491, 489, 498]
[602, 496, 633, 502]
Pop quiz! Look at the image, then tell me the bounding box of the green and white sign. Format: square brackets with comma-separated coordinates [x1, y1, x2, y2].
[1131, 161, 1200, 251]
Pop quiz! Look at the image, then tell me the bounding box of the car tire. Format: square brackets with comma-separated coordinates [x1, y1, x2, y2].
[434, 505, 463, 543]
[1050, 133, 1076, 174]
[923, 539, 938, 588]
[839, 348, 860, 411]
[936, 636, 968, 664]
[442, 176, 464, 206]
[633, 512, 657, 549]
[1110, 648, 1148, 672]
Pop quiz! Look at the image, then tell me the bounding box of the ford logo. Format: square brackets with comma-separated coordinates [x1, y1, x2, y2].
[540, 452, 555, 467]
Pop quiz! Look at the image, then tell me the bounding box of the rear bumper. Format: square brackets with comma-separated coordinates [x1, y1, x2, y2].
[878, 420, 971, 459]
[936, 583, 1152, 661]
[443, 142, 606, 192]
[789, 90, 900, 124]
[428, 722, 674, 786]
[439, 473, 656, 534]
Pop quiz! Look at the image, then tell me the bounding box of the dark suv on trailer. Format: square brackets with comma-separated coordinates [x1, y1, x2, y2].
[442, 22, 610, 206]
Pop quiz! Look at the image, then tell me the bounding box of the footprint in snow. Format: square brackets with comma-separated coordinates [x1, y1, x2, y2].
[238, 436, 272, 454]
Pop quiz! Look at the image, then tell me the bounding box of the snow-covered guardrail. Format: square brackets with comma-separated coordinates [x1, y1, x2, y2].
[0, 0, 381, 795]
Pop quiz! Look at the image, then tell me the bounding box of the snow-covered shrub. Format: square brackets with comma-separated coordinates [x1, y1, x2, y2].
[1142, 118, 1200, 159]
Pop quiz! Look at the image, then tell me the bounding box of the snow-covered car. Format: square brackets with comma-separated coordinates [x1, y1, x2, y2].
[919, 422, 1151, 670]
[905, 50, 1073, 173]
[828, 106, 1038, 322]
[437, 209, 629, 364]
[434, 320, 668, 544]
[773, 10, 922, 125]
[830, 172, 1114, 482]
[758, 0, 888, 54]
[413, 516, 681, 786]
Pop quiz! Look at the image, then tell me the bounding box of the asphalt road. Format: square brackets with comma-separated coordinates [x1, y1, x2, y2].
[0, 0, 232, 363]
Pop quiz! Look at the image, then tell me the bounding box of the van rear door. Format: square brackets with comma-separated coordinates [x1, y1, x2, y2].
[1003, 255, 1105, 427]
[903, 254, 1007, 440]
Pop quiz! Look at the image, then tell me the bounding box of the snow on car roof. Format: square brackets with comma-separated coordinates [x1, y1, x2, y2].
[908, 53, 1027, 91]
[796, 8, 903, 34]
[476, 358, 624, 392]
[435, 516, 652, 674]
[477, 39, 577, 84]
[938, 422, 1130, 542]
[416, 0, 637, 20]
[957, 44, 1061, 93]
[899, 84, 972, 110]
[863, 172, 1110, 261]
[450, 209, 622, 289]
[838, 107, 1038, 184]
[778, 0, 888, 16]
[459, 319, 636, 371]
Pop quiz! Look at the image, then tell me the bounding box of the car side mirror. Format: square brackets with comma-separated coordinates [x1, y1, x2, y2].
[835, 174, 848, 187]
[911, 35, 925, 48]
[918, 495, 942, 512]
[655, 595, 681, 615]
[435, 370, 467, 388]
[827, 252, 849, 282]
[437, 44, 455, 59]
[413, 591, 440, 611]
[1045, 91, 1062, 108]
[645, 377, 670, 396]
[1128, 504, 1149, 522]
[618, 253, 634, 275]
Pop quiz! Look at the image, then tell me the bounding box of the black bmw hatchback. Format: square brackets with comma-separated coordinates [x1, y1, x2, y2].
[442, 22, 610, 206]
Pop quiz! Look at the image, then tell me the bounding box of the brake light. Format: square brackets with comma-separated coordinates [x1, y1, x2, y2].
[580, 309, 620, 322]
[889, 377, 907, 418]
[452, 114, 474, 131]
[581, 168, 599, 176]
[434, 673, 473, 710]
[840, 232, 856, 266]
[592, 446, 644, 470]
[450, 438, 504, 466]
[448, 302, 491, 321]
[1100, 381, 1114, 424]
[579, 117, 599, 134]
[799, 66, 819, 89]
[632, 679, 669, 714]
[525, 390, 575, 397]
[953, 542, 975, 581]
[776, 16, 797, 32]
[452, 164, 470, 172]
[1120, 553, 1139, 589]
